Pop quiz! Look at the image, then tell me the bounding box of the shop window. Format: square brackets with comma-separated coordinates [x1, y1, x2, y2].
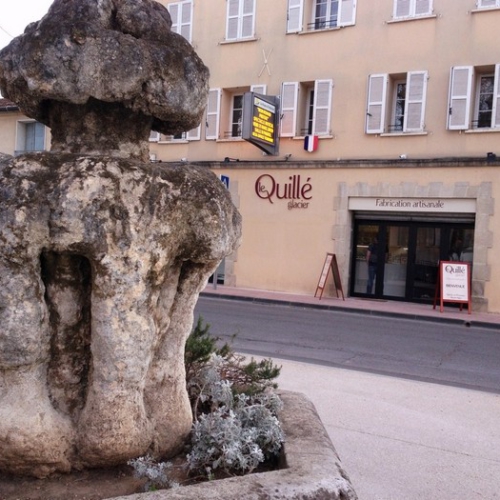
[226, 0, 255, 41]
[447, 64, 500, 131]
[392, 0, 433, 19]
[287, 0, 356, 33]
[280, 79, 333, 137]
[167, 1, 193, 43]
[205, 84, 266, 140]
[15, 121, 46, 155]
[366, 71, 428, 134]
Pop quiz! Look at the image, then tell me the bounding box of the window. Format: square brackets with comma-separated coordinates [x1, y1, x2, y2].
[287, 0, 356, 33]
[149, 128, 200, 142]
[16, 121, 46, 154]
[167, 1, 193, 43]
[366, 71, 428, 134]
[226, 0, 255, 41]
[477, 0, 500, 9]
[392, 0, 433, 19]
[205, 84, 265, 140]
[231, 94, 244, 137]
[280, 79, 333, 137]
[447, 65, 500, 130]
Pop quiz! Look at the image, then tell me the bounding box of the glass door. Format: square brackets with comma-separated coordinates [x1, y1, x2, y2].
[383, 226, 409, 298]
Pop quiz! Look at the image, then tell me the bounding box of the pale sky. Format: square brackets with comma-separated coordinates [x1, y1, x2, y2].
[0, 0, 53, 50]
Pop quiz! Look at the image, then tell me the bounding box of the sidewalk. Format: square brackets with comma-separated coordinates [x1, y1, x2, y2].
[201, 285, 500, 499]
[201, 284, 500, 329]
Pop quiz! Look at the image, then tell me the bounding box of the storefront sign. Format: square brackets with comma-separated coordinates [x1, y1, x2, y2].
[348, 197, 476, 213]
[242, 92, 280, 156]
[255, 174, 312, 209]
[435, 261, 471, 314]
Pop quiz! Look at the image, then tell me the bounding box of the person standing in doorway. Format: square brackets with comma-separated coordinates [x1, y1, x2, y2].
[366, 236, 378, 294]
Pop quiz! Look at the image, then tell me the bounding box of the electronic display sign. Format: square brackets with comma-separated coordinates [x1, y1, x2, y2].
[242, 92, 280, 156]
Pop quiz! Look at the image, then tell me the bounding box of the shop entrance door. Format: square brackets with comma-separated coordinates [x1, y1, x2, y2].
[350, 220, 474, 303]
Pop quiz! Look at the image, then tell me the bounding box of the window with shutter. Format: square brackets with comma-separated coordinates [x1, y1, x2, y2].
[251, 84, 267, 95]
[280, 82, 299, 137]
[478, 0, 500, 8]
[339, 0, 357, 26]
[447, 66, 473, 130]
[493, 64, 500, 128]
[167, 1, 193, 42]
[226, 0, 255, 40]
[287, 0, 304, 32]
[393, 0, 432, 18]
[404, 71, 428, 132]
[206, 89, 221, 140]
[366, 74, 388, 134]
[313, 79, 333, 135]
[187, 126, 201, 141]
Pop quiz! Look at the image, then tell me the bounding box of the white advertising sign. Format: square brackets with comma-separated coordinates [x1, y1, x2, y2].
[441, 262, 469, 302]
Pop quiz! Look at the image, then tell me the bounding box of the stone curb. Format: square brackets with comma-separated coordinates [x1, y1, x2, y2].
[110, 391, 358, 500]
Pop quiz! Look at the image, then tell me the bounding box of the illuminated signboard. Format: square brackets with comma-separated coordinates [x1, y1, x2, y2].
[242, 92, 280, 156]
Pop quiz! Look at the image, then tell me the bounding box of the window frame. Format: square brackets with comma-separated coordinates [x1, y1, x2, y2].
[392, 0, 433, 19]
[447, 64, 500, 131]
[366, 71, 428, 134]
[167, 0, 193, 43]
[477, 0, 500, 9]
[15, 120, 46, 154]
[226, 0, 256, 41]
[280, 79, 333, 137]
[286, 0, 356, 33]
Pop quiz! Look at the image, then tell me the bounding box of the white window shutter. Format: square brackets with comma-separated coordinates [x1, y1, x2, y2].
[149, 131, 160, 142]
[339, 0, 357, 26]
[187, 125, 201, 141]
[312, 79, 333, 136]
[287, 0, 303, 32]
[280, 82, 298, 137]
[447, 66, 473, 130]
[404, 71, 428, 132]
[251, 84, 267, 95]
[415, 0, 432, 15]
[168, 3, 180, 32]
[478, 0, 497, 7]
[493, 64, 500, 128]
[241, 0, 255, 38]
[180, 1, 193, 43]
[366, 74, 388, 134]
[206, 88, 221, 140]
[226, 0, 240, 40]
[394, 0, 411, 18]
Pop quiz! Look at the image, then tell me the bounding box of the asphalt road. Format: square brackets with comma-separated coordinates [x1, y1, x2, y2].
[194, 296, 500, 393]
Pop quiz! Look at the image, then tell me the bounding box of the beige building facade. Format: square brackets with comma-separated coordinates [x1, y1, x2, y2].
[2, 0, 500, 311]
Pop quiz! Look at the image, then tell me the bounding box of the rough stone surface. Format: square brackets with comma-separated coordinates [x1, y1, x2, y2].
[0, 0, 209, 160]
[110, 391, 359, 500]
[0, 153, 241, 477]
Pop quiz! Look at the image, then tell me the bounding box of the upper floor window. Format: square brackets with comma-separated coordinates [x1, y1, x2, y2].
[287, 0, 356, 33]
[393, 0, 433, 19]
[447, 65, 500, 131]
[149, 127, 200, 143]
[366, 71, 428, 134]
[167, 1, 193, 43]
[16, 121, 46, 155]
[205, 84, 266, 140]
[280, 79, 333, 137]
[476, 0, 500, 9]
[226, 0, 256, 41]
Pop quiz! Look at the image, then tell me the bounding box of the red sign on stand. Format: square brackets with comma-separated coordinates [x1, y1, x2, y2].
[315, 253, 344, 300]
[434, 261, 471, 314]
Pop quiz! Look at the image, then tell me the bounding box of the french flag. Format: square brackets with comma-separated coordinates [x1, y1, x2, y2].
[304, 135, 318, 152]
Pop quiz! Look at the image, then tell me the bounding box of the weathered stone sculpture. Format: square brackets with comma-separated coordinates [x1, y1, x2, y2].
[0, 0, 241, 478]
